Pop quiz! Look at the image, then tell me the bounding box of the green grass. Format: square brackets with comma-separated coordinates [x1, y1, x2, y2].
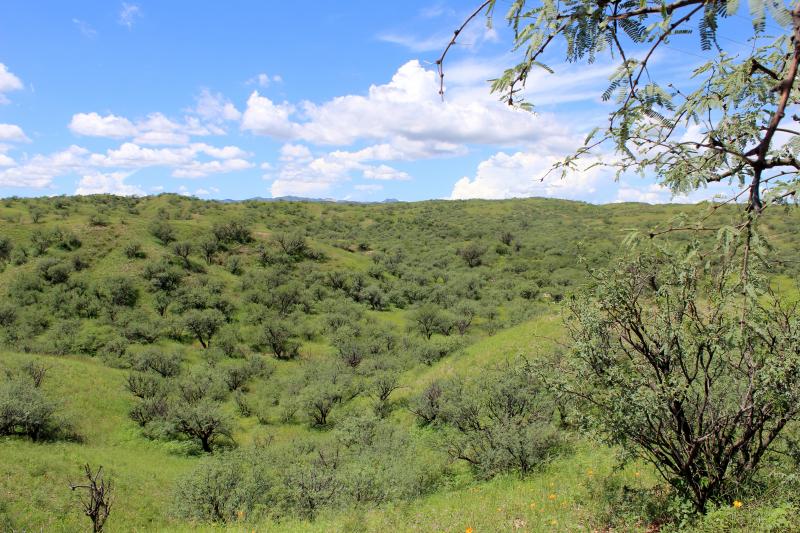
[1, 195, 799, 531]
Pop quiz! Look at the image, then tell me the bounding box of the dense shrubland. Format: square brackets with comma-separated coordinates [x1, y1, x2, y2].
[0, 194, 799, 530]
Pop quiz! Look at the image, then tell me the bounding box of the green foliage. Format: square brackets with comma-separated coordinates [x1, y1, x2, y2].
[0, 377, 72, 441]
[561, 242, 800, 512]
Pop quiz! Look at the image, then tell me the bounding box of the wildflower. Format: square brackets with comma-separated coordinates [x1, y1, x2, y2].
[237, 510, 244, 521]
[466, 528, 474, 533]
[530, 502, 537, 509]
[550, 519, 558, 526]
[548, 493, 557, 500]
[586, 468, 594, 477]
[733, 500, 743, 509]
[634, 471, 641, 478]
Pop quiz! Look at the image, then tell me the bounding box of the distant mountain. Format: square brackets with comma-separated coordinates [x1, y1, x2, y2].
[220, 196, 404, 204]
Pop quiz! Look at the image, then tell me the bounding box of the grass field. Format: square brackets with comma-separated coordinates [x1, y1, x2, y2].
[1, 195, 799, 531]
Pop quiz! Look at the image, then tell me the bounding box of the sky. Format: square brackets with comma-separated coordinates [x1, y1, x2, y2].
[0, 1, 779, 202]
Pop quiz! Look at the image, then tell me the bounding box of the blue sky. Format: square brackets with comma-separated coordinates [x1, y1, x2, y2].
[0, 1, 778, 202]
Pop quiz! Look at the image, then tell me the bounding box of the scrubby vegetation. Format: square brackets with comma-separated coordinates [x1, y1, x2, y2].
[0, 194, 799, 531]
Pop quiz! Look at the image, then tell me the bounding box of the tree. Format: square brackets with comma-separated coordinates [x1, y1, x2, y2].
[453, 301, 477, 336]
[558, 246, 800, 513]
[96, 276, 139, 308]
[149, 221, 176, 245]
[411, 304, 446, 339]
[260, 320, 300, 360]
[457, 243, 486, 268]
[183, 309, 225, 349]
[171, 241, 193, 269]
[445, 1, 800, 216]
[0, 237, 12, 263]
[170, 398, 233, 452]
[69, 464, 113, 533]
[198, 238, 219, 265]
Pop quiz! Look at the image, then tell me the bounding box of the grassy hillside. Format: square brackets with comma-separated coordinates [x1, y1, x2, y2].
[0, 194, 798, 532]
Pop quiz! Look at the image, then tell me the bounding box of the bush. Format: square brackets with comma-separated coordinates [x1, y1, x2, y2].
[562, 246, 800, 512]
[173, 449, 276, 523]
[149, 221, 176, 244]
[426, 361, 564, 478]
[0, 378, 72, 441]
[133, 348, 182, 378]
[124, 242, 146, 259]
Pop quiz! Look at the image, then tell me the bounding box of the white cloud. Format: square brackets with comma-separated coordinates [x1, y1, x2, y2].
[362, 164, 411, 181]
[195, 89, 242, 123]
[615, 182, 672, 203]
[241, 91, 297, 138]
[0, 145, 89, 188]
[172, 158, 253, 178]
[614, 180, 740, 204]
[450, 151, 611, 200]
[76, 171, 143, 196]
[243, 61, 563, 151]
[0, 154, 15, 167]
[119, 3, 142, 28]
[0, 124, 29, 142]
[0, 64, 23, 104]
[248, 73, 283, 88]
[70, 112, 137, 138]
[279, 143, 312, 161]
[69, 110, 226, 145]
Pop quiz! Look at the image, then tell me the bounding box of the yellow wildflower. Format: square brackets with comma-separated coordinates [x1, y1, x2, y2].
[466, 528, 474, 533]
[548, 493, 557, 500]
[634, 471, 641, 478]
[733, 500, 743, 509]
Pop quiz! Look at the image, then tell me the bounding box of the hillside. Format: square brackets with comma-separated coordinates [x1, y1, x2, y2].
[0, 194, 799, 532]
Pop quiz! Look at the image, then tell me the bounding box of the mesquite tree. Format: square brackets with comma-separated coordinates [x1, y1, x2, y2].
[447, 0, 800, 513]
[557, 244, 800, 512]
[443, 0, 799, 214]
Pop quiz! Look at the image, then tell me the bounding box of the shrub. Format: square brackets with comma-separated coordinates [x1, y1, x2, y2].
[149, 221, 176, 245]
[133, 348, 182, 378]
[173, 449, 275, 522]
[259, 320, 300, 360]
[0, 378, 72, 441]
[182, 309, 225, 349]
[169, 398, 233, 452]
[561, 246, 800, 513]
[124, 242, 146, 259]
[457, 243, 486, 267]
[436, 362, 563, 478]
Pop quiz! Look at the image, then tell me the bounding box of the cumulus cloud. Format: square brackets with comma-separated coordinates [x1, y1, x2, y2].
[172, 158, 252, 178]
[195, 89, 242, 123]
[242, 61, 557, 150]
[614, 180, 740, 204]
[241, 92, 297, 138]
[0, 64, 23, 104]
[267, 142, 415, 197]
[0, 124, 29, 142]
[69, 110, 225, 145]
[450, 151, 611, 201]
[76, 171, 143, 196]
[0, 139, 253, 189]
[0, 145, 89, 188]
[362, 164, 411, 181]
[69, 112, 137, 138]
